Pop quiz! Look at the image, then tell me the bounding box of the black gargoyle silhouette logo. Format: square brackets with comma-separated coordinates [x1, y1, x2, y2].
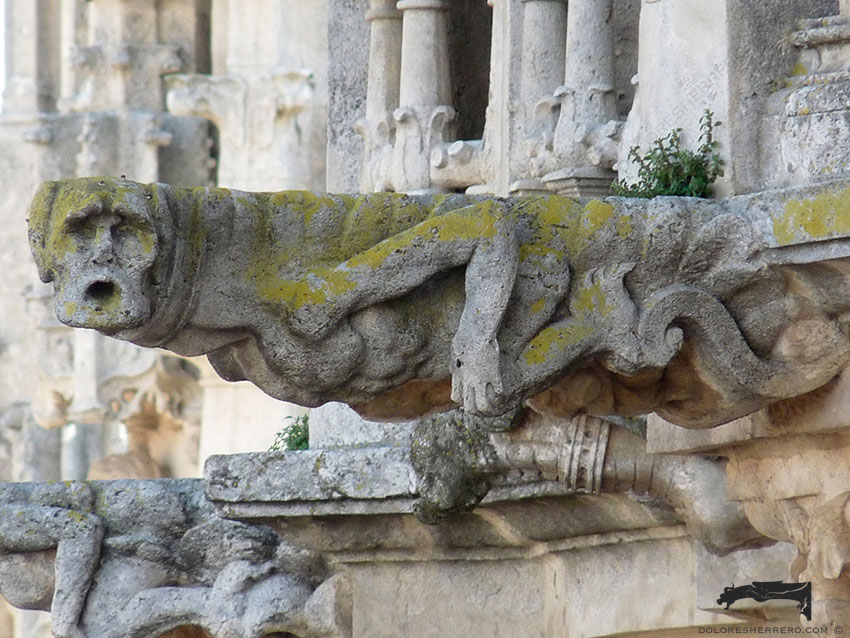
[717, 581, 811, 620]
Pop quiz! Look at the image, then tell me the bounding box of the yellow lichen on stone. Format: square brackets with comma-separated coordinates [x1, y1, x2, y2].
[562, 199, 615, 258]
[774, 187, 850, 245]
[247, 194, 502, 309]
[617, 213, 632, 240]
[523, 322, 593, 366]
[531, 298, 546, 315]
[574, 281, 613, 317]
[791, 62, 808, 76]
[255, 269, 357, 308]
[517, 196, 583, 262]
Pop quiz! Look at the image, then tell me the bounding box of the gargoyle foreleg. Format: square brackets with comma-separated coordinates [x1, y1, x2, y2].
[450, 202, 519, 415]
[288, 199, 517, 336]
[287, 199, 520, 413]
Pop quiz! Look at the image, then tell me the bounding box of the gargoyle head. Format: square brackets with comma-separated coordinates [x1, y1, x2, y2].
[28, 177, 168, 337]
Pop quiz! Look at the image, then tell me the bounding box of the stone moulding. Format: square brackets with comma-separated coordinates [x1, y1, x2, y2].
[26, 176, 850, 429]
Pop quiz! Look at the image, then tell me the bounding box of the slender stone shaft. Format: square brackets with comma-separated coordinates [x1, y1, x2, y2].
[3, 0, 60, 114]
[519, 0, 567, 114]
[564, 0, 616, 120]
[553, 0, 617, 164]
[391, 0, 453, 192]
[397, 0, 451, 113]
[59, 0, 87, 108]
[365, 0, 402, 124]
[358, 0, 403, 191]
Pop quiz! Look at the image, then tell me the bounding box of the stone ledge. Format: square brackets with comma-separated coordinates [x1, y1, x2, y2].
[204, 447, 417, 503]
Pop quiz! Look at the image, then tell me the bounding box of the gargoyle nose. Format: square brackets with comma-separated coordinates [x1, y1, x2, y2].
[91, 252, 113, 266]
[91, 232, 114, 265]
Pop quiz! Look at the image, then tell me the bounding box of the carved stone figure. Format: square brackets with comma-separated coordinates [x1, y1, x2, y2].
[0, 481, 103, 638]
[0, 479, 345, 638]
[27, 176, 850, 429]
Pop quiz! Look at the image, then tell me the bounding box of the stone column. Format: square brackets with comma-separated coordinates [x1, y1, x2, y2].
[520, 0, 567, 103]
[392, 0, 454, 193]
[59, 0, 88, 108]
[3, 0, 60, 115]
[512, 0, 567, 193]
[357, 0, 403, 192]
[544, 0, 621, 197]
[842, 0, 850, 17]
[62, 330, 105, 479]
[365, 1, 403, 129]
[561, 0, 617, 133]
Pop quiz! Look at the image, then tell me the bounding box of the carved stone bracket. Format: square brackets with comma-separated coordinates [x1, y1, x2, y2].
[409, 410, 760, 553]
[650, 369, 850, 625]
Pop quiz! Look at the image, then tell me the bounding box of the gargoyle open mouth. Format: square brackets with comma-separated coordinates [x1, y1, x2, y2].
[56, 273, 151, 333]
[84, 280, 119, 310]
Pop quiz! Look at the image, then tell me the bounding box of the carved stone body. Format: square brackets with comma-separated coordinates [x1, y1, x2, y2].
[0, 479, 341, 638]
[28, 177, 850, 427]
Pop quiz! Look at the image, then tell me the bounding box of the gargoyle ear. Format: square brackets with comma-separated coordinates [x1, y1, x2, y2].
[28, 181, 60, 283]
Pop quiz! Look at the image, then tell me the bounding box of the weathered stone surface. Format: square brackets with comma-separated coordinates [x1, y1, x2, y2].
[0, 465, 761, 638]
[13, 0, 850, 635]
[206, 447, 417, 509]
[205, 411, 759, 555]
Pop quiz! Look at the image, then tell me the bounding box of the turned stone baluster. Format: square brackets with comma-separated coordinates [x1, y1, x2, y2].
[520, 0, 567, 102]
[556, 0, 617, 158]
[393, 0, 454, 193]
[512, 0, 568, 193]
[3, 0, 59, 116]
[545, 0, 621, 198]
[358, 0, 403, 192]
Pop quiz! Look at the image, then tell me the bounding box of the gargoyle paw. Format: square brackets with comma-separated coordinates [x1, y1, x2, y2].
[451, 338, 506, 416]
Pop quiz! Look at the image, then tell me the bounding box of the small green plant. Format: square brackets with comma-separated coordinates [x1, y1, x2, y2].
[612, 109, 724, 198]
[269, 413, 309, 451]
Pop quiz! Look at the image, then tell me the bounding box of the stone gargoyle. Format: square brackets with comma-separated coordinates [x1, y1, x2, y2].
[27, 176, 850, 428]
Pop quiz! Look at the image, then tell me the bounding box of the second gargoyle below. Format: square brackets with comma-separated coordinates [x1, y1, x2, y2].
[28, 176, 850, 427]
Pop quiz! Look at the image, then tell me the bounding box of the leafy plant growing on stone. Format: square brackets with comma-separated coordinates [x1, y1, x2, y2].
[270, 413, 309, 451]
[612, 109, 724, 198]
